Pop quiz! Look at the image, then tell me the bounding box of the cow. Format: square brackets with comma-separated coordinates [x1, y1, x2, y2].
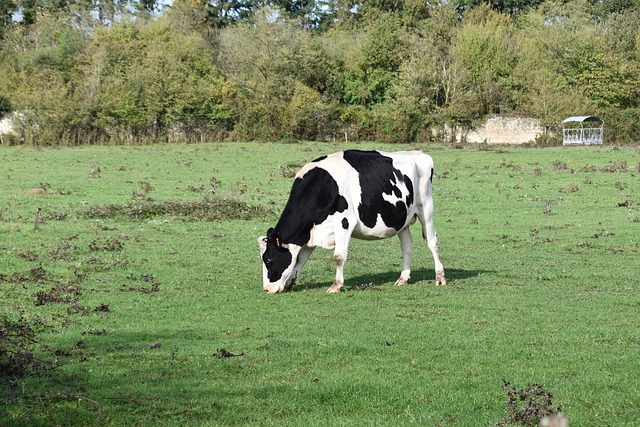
[258, 149, 446, 294]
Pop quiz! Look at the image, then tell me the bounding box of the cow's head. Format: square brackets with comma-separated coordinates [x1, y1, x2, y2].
[258, 228, 300, 294]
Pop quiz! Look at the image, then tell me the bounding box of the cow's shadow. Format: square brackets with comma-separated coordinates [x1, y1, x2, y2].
[294, 268, 489, 292]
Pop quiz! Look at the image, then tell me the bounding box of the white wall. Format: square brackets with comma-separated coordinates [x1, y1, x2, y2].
[445, 115, 544, 144]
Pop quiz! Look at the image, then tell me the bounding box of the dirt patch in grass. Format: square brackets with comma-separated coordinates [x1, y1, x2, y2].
[121, 273, 161, 294]
[1, 266, 60, 286]
[498, 379, 562, 426]
[351, 282, 382, 291]
[34, 283, 80, 306]
[0, 313, 49, 378]
[83, 197, 272, 221]
[89, 237, 125, 252]
[600, 160, 629, 173]
[213, 348, 245, 359]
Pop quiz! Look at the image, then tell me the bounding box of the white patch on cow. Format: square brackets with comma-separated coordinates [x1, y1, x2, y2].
[381, 175, 411, 206]
[352, 217, 399, 240]
[296, 152, 345, 179]
[308, 212, 344, 249]
[295, 163, 316, 179]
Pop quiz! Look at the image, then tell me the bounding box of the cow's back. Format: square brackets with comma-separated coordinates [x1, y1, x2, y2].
[324, 150, 432, 239]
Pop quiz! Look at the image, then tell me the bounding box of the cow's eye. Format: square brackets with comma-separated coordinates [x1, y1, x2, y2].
[265, 259, 272, 267]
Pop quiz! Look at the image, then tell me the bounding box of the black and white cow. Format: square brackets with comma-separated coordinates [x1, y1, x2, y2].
[258, 150, 446, 294]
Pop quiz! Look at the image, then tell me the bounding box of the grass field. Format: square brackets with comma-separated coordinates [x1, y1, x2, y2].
[1, 142, 639, 426]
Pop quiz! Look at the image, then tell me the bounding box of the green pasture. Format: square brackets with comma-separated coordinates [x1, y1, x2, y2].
[1, 142, 639, 426]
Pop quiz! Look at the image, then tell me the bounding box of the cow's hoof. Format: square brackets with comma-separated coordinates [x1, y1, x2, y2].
[327, 283, 343, 293]
[395, 278, 409, 286]
[435, 273, 446, 286]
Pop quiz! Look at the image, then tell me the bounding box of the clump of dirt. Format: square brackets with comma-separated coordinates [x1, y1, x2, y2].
[93, 303, 110, 312]
[121, 274, 160, 294]
[498, 379, 562, 426]
[213, 348, 244, 359]
[559, 185, 579, 193]
[351, 282, 381, 291]
[34, 283, 80, 306]
[0, 313, 47, 378]
[89, 237, 124, 252]
[133, 180, 154, 199]
[1, 266, 57, 285]
[600, 160, 628, 173]
[82, 329, 107, 336]
[278, 163, 302, 178]
[579, 164, 598, 173]
[0, 310, 58, 378]
[48, 236, 79, 261]
[552, 160, 567, 172]
[18, 251, 39, 261]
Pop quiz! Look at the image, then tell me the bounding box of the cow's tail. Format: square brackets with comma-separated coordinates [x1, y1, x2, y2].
[419, 152, 435, 193]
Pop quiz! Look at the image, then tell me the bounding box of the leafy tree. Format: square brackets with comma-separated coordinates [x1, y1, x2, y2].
[218, 9, 303, 138]
[587, 0, 637, 18]
[0, 95, 11, 118]
[342, 17, 409, 106]
[0, 10, 231, 144]
[394, 3, 460, 126]
[199, 0, 259, 28]
[450, 5, 517, 116]
[0, 0, 17, 39]
[271, 0, 314, 19]
[19, 0, 37, 25]
[456, 0, 544, 16]
[283, 82, 335, 139]
[84, 17, 231, 142]
[356, 0, 431, 27]
[576, 51, 640, 110]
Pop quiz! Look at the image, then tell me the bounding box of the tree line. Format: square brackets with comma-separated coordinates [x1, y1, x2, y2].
[1, 0, 639, 145]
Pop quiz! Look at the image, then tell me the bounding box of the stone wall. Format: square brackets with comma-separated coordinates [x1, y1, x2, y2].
[446, 115, 544, 144]
[0, 115, 15, 136]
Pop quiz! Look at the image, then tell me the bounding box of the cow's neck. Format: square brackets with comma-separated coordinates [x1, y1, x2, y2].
[274, 205, 313, 247]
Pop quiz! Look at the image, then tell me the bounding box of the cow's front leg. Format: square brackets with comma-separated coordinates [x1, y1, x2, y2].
[286, 245, 315, 291]
[395, 228, 412, 286]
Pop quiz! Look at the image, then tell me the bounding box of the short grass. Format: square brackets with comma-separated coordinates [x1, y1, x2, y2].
[1, 142, 639, 426]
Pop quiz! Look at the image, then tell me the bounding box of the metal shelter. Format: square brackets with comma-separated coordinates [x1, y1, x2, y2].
[562, 116, 604, 145]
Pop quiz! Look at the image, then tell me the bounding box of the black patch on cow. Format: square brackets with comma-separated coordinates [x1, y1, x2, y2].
[312, 155, 328, 163]
[262, 228, 293, 283]
[342, 218, 349, 230]
[342, 150, 414, 231]
[272, 167, 348, 248]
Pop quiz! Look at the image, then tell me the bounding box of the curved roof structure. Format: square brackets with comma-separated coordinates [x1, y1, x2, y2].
[562, 116, 604, 145]
[562, 116, 604, 124]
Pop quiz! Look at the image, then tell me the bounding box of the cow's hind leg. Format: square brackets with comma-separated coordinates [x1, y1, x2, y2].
[395, 227, 412, 286]
[327, 253, 345, 293]
[418, 200, 446, 286]
[327, 226, 352, 293]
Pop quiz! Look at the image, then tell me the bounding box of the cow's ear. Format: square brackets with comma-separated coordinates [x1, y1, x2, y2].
[267, 228, 282, 249]
[258, 236, 267, 254]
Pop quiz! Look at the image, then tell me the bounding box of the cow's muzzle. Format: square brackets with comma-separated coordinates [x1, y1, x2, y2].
[264, 285, 282, 294]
